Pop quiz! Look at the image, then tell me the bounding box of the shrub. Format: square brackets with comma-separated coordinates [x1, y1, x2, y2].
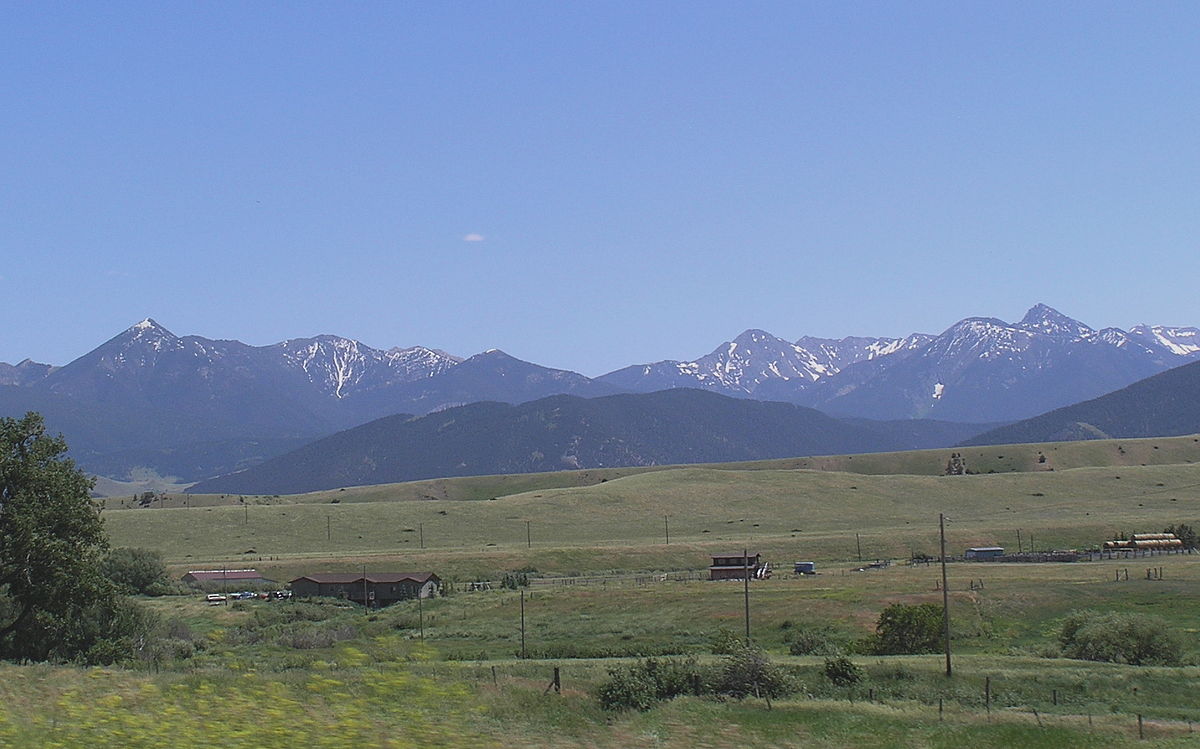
[100, 547, 170, 596]
[711, 644, 792, 700]
[873, 603, 943, 655]
[500, 572, 529, 589]
[1058, 611, 1183, 666]
[596, 657, 702, 711]
[596, 665, 657, 711]
[822, 656, 863, 687]
[709, 626, 743, 654]
[282, 623, 359, 650]
[1164, 523, 1198, 549]
[788, 627, 843, 656]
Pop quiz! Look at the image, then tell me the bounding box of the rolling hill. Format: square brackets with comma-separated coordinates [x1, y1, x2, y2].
[188, 389, 993, 495]
[962, 359, 1200, 446]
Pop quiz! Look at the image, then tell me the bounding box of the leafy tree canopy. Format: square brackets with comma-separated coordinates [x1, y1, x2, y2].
[102, 547, 171, 596]
[1059, 610, 1183, 666]
[0, 412, 146, 663]
[873, 602, 944, 655]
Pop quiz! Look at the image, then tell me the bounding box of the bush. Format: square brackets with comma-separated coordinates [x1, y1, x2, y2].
[711, 644, 792, 700]
[100, 547, 170, 596]
[596, 657, 702, 711]
[596, 665, 657, 711]
[788, 628, 843, 656]
[873, 603, 943, 655]
[822, 656, 863, 687]
[709, 626, 743, 654]
[500, 572, 529, 589]
[1058, 611, 1183, 666]
[1164, 523, 1198, 549]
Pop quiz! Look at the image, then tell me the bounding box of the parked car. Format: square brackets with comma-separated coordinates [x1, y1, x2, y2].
[205, 594, 227, 605]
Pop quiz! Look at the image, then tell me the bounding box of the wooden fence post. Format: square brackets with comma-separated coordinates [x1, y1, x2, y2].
[543, 666, 561, 695]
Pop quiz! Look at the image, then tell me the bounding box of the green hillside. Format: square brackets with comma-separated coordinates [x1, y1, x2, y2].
[186, 389, 991, 495]
[109, 461, 1200, 582]
[964, 359, 1200, 446]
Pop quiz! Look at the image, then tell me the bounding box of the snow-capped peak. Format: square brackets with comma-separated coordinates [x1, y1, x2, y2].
[1016, 304, 1094, 339]
[275, 335, 462, 398]
[124, 318, 175, 338]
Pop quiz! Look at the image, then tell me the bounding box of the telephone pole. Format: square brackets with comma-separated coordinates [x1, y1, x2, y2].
[520, 591, 527, 658]
[940, 513, 952, 677]
[743, 548, 751, 643]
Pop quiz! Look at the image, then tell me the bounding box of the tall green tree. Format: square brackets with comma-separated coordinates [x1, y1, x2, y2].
[872, 602, 943, 655]
[0, 412, 144, 663]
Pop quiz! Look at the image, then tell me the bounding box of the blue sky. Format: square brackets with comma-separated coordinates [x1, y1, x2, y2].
[3, 2, 1198, 375]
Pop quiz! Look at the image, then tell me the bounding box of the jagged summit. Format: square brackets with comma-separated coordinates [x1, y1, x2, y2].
[126, 318, 175, 336]
[1017, 304, 1094, 339]
[119, 318, 177, 343]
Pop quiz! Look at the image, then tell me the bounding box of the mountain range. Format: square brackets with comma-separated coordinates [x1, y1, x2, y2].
[3, 304, 1198, 485]
[602, 304, 1200, 422]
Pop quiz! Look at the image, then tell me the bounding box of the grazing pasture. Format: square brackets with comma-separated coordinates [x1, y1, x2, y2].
[6, 435, 1199, 746]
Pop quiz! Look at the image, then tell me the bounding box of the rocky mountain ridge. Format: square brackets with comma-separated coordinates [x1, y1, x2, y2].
[4, 305, 1198, 483]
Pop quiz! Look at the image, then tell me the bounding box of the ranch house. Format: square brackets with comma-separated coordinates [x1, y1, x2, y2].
[709, 552, 764, 581]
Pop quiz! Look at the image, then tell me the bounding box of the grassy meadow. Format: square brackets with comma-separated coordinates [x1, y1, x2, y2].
[5, 435, 1200, 746]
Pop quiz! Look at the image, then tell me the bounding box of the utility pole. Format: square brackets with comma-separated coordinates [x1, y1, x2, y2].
[940, 513, 952, 677]
[520, 591, 527, 658]
[856, 533, 863, 562]
[419, 522, 424, 549]
[743, 548, 751, 644]
[362, 564, 369, 610]
[526, 520, 531, 549]
[664, 515, 670, 545]
[244, 500, 248, 525]
[1016, 529, 1022, 554]
[326, 514, 331, 541]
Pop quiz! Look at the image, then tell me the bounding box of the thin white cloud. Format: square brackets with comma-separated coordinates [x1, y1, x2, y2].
[463, 233, 485, 242]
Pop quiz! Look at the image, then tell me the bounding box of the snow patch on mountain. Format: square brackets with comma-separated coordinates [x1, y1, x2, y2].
[276, 337, 461, 398]
[1129, 324, 1200, 358]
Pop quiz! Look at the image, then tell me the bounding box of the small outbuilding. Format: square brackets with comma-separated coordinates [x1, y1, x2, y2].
[290, 572, 440, 607]
[709, 552, 766, 580]
[182, 569, 275, 588]
[964, 547, 1004, 560]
